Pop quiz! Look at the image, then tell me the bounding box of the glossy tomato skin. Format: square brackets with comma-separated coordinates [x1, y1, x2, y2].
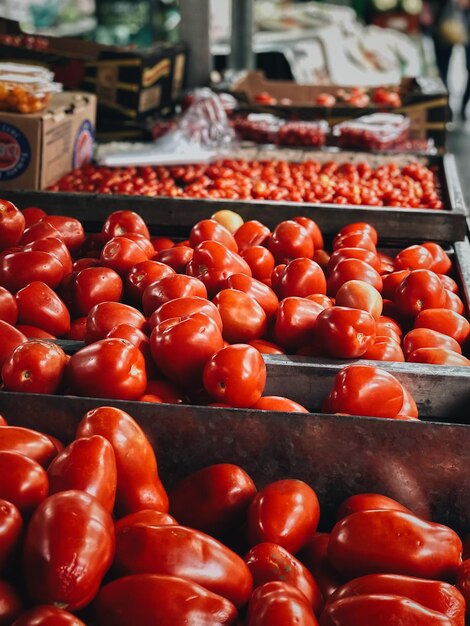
[23, 237, 73, 277]
[382, 270, 411, 300]
[276, 259, 326, 300]
[65, 317, 87, 340]
[67, 338, 147, 400]
[100, 236, 148, 275]
[0, 286, 17, 325]
[0, 251, 64, 293]
[190, 219, 238, 252]
[248, 339, 286, 355]
[148, 296, 223, 332]
[0, 499, 22, 573]
[456, 559, 470, 618]
[234, 220, 270, 253]
[142, 274, 207, 316]
[20, 220, 60, 247]
[47, 436, 117, 513]
[2, 341, 67, 394]
[12, 605, 86, 625]
[213, 289, 267, 343]
[272, 297, 324, 352]
[203, 344, 266, 408]
[327, 259, 383, 297]
[300, 534, 344, 600]
[335, 280, 383, 320]
[23, 490, 115, 610]
[240, 246, 275, 284]
[0, 451, 48, 515]
[245, 542, 323, 614]
[42, 216, 85, 253]
[336, 494, 411, 521]
[115, 524, 253, 607]
[394, 245, 434, 271]
[422, 242, 452, 274]
[268, 220, 314, 263]
[362, 336, 405, 362]
[0, 199, 25, 251]
[154, 245, 193, 273]
[246, 581, 319, 626]
[21, 206, 46, 228]
[125, 260, 174, 305]
[221, 273, 279, 320]
[403, 328, 462, 359]
[252, 396, 308, 412]
[115, 510, 177, 533]
[414, 309, 470, 345]
[169, 464, 257, 537]
[328, 574, 466, 626]
[106, 323, 154, 374]
[0, 426, 57, 468]
[15, 282, 70, 337]
[394, 270, 446, 317]
[247, 479, 320, 555]
[333, 231, 377, 254]
[407, 347, 470, 366]
[327, 248, 381, 274]
[15, 325, 56, 339]
[102, 210, 150, 241]
[71, 267, 124, 317]
[320, 594, 455, 626]
[316, 307, 376, 359]
[0, 320, 26, 369]
[0, 580, 22, 625]
[328, 510, 462, 580]
[324, 365, 406, 419]
[77, 406, 168, 515]
[444, 289, 465, 314]
[93, 574, 238, 626]
[85, 301, 146, 344]
[151, 312, 224, 390]
[293, 216, 324, 250]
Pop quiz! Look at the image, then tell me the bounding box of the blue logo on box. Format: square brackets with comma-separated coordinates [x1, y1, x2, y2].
[0, 122, 31, 181]
[73, 119, 94, 169]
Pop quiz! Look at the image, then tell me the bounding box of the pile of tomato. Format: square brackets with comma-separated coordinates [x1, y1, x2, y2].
[49, 159, 443, 209]
[254, 86, 402, 108]
[0, 404, 469, 625]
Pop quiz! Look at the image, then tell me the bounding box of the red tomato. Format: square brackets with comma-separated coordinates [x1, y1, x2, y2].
[106, 323, 154, 374]
[23, 490, 114, 610]
[203, 344, 266, 408]
[376, 315, 403, 341]
[328, 510, 462, 580]
[20, 220, 60, 247]
[336, 494, 412, 520]
[151, 236, 174, 252]
[42, 216, 85, 253]
[190, 219, 238, 253]
[316, 307, 376, 359]
[0, 580, 22, 625]
[394, 245, 434, 271]
[142, 274, 207, 316]
[0, 286, 17, 325]
[293, 216, 324, 250]
[234, 220, 270, 253]
[148, 296, 222, 332]
[268, 220, 314, 263]
[68, 338, 147, 400]
[327, 259, 383, 297]
[154, 245, 193, 273]
[394, 270, 446, 317]
[123, 232, 155, 258]
[85, 301, 146, 344]
[314, 249, 331, 272]
[422, 242, 452, 274]
[221, 273, 279, 320]
[247, 479, 320, 554]
[327, 248, 381, 274]
[15, 325, 56, 339]
[329, 573, 466, 625]
[0, 451, 48, 515]
[403, 328, 462, 358]
[456, 559, 470, 619]
[115, 510, 177, 533]
[249, 339, 286, 355]
[0, 251, 64, 292]
[324, 365, 406, 419]
[399, 385, 419, 419]
[170, 464, 257, 537]
[408, 348, 470, 366]
[77, 406, 168, 515]
[16, 282, 70, 337]
[93, 574, 238, 626]
[23, 237, 73, 277]
[275, 258, 326, 300]
[12, 605, 86, 625]
[246, 581, 319, 626]
[65, 317, 87, 341]
[339, 223, 378, 246]
[47, 436, 117, 513]
[2, 340, 66, 394]
[21, 206, 46, 228]
[444, 289, 465, 314]
[102, 210, 150, 241]
[70, 267, 124, 317]
[333, 232, 377, 254]
[142, 379, 187, 404]
[252, 396, 309, 413]
[362, 336, 405, 362]
[414, 308, 470, 344]
[245, 543, 323, 614]
[300, 533, 344, 600]
[0, 320, 26, 369]
[0, 426, 57, 467]
[382, 270, 411, 300]
[100, 236, 148, 275]
[114, 524, 252, 607]
[439, 274, 458, 293]
[0, 499, 22, 573]
[320, 594, 455, 626]
[272, 297, 324, 351]
[125, 259, 174, 305]
[240, 246, 275, 284]
[213, 289, 267, 343]
[335, 280, 383, 320]
[0, 199, 25, 251]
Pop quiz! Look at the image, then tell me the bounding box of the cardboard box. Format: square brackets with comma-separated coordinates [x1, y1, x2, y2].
[0, 92, 96, 191]
[228, 71, 449, 151]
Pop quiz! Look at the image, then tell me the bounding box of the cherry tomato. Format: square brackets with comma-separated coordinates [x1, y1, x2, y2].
[0, 499, 22, 573]
[148, 296, 222, 332]
[0, 580, 22, 625]
[234, 220, 270, 253]
[102, 210, 150, 241]
[142, 274, 207, 317]
[0, 320, 26, 369]
[114, 524, 252, 607]
[403, 328, 462, 358]
[203, 344, 266, 408]
[0, 426, 57, 468]
[336, 494, 412, 520]
[316, 307, 376, 359]
[327, 259, 383, 297]
[252, 396, 309, 413]
[300, 533, 344, 600]
[93, 574, 238, 626]
[115, 510, 177, 533]
[414, 309, 470, 344]
[23, 490, 114, 610]
[247, 479, 320, 554]
[328, 510, 462, 580]
[154, 245, 193, 273]
[0, 251, 64, 292]
[85, 301, 146, 344]
[268, 221, 314, 263]
[68, 338, 147, 400]
[77, 406, 168, 515]
[0, 199, 25, 251]
[170, 464, 257, 537]
[12, 605, 86, 625]
[2, 341, 67, 394]
[335, 280, 383, 320]
[70, 267, 124, 317]
[47, 436, 117, 513]
[190, 219, 238, 253]
[0, 451, 48, 515]
[394, 245, 434, 271]
[394, 270, 446, 317]
[15, 281, 70, 337]
[213, 289, 267, 343]
[0, 286, 17, 325]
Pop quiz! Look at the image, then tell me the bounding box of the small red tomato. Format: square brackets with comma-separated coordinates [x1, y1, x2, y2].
[0, 499, 22, 573]
[23, 490, 115, 610]
[143, 379, 187, 404]
[0, 451, 48, 515]
[0, 199, 25, 251]
[394, 270, 446, 317]
[190, 219, 238, 253]
[170, 464, 257, 537]
[252, 396, 309, 412]
[142, 274, 207, 316]
[71, 267, 124, 317]
[102, 210, 150, 241]
[0, 580, 22, 625]
[316, 307, 376, 359]
[0, 426, 57, 467]
[154, 245, 193, 273]
[403, 328, 462, 358]
[151, 236, 174, 252]
[16, 281, 70, 337]
[247, 479, 320, 554]
[234, 220, 270, 253]
[2, 341, 67, 394]
[203, 344, 266, 408]
[77, 406, 168, 515]
[394, 245, 434, 271]
[68, 338, 147, 400]
[327, 259, 383, 297]
[246, 581, 319, 626]
[414, 308, 470, 345]
[335, 280, 383, 320]
[315, 92, 336, 107]
[47, 436, 117, 513]
[85, 301, 146, 344]
[213, 289, 267, 343]
[0, 320, 26, 369]
[0, 286, 17, 325]
[100, 236, 148, 275]
[12, 605, 86, 625]
[0, 251, 64, 292]
[268, 220, 314, 263]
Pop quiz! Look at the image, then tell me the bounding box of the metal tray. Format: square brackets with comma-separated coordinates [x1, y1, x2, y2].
[2, 152, 467, 243]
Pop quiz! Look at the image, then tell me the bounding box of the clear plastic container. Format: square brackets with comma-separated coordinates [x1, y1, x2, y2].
[0, 63, 62, 114]
[333, 114, 410, 151]
[232, 114, 282, 145]
[278, 120, 329, 147]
